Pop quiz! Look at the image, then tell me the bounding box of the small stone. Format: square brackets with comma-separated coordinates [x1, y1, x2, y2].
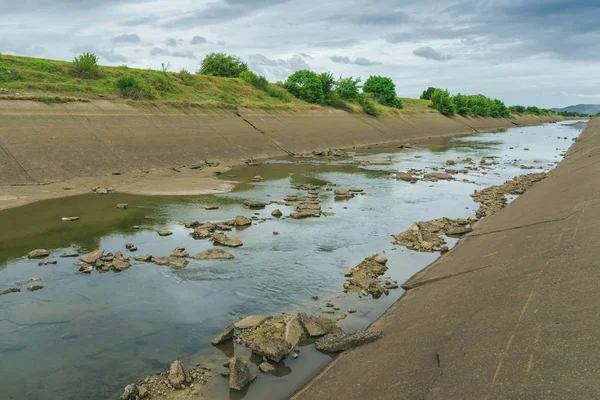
[27, 285, 44, 292]
[0, 287, 21, 296]
[193, 248, 234, 260]
[61, 216, 80, 222]
[158, 230, 173, 237]
[259, 362, 275, 373]
[211, 324, 235, 345]
[81, 248, 104, 264]
[235, 215, 252, 226]
[134, 255, 152, 262]
[271, 209, 282, 218]
[348, 309, 357, 314]
[120, 384, 138, 400]
[291, 352, 298, 359]
[273, 231, 280, 235]
[116, 204, 128, 210]
[315, 330, 384, 352]
[205, 205, 219, 210]
[168, 360, 185, 389]
[312, 295, 319, 300]
[212, 233, 243, 247]
[60, 251, 79, 258]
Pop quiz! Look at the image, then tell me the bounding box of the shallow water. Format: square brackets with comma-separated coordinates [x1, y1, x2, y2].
[0, 121, 585, 400]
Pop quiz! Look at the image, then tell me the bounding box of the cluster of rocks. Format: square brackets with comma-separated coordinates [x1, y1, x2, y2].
[121, 360, 212, 400]
[311, 148, 350, 158]
[343, 254, 398, 298]
[250, 175, 265, 182]
[393, 217, 475, 253]
[471, 172, 548, 218]
[288, 192, 322, 219]
[359, 158, 393, 166]
[76, 248, 133, 273]
[188, 216, 250, 247]
[1, 276, 45, 295]
[209, 312, 382, 391]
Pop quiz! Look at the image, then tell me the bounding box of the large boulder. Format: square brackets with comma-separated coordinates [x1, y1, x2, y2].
[193, 247, 234, 260]
[237, 316, 306, 362]
[168, 360, 185, 389]
[297, 313, 340, 337]
[28, 249, 50, 259]
[235, 216, 252, 226]
[234, 315, 270, 330]
[81, 248, 104, 264]
[213, 233, 243, 247]
[315, 330, 384, 352]
[229, 357, 256, 391]
[152, 256, 189, 269]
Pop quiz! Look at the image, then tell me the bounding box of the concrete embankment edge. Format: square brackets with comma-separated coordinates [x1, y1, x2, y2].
[291, 118, 600, 399]
[0, 100, 562, 185]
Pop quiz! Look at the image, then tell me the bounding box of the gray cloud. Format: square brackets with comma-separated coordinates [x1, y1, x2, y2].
[190, 36, 208, 45]
[162, 0, 289, 27]
[312, 39, 360, 48]
[151, 47, 196, 59]
[112, 33, 141, 44]
[97, 49, 128, 63]
[166, 38, 178, 47]
[331, 55, 381, 66]
[413, 46, 452, 62]
[248, 53, 310, 80]
[327, 10, 410, 25]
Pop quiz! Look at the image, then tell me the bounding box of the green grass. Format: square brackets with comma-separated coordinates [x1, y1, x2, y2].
[398, 97, 434, 113]
[0, 54, 434, 114]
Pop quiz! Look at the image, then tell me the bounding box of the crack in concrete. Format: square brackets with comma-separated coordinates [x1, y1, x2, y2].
[402, 264, 496, 290]
[466, 212, 577, 238]
[235, 109, 293, 155]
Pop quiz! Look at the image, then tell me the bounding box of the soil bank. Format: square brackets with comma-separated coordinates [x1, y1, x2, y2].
[0, 100, 565, 210]
[292, 118, 600, 399]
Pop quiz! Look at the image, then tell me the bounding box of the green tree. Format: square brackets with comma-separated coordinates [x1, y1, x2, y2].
[319, 72, 336, 103]
[198, 53, 248, 77]
[452, 93, 471, 116]
[335, 76, 361, 101]
[284, 70, 324, 104]
[359, 93, 379, 117]
[509, 105, 526, 114]
[363, 75, 402, 108]
[430, 88, 456, 116]
[420, 87, 437, 100]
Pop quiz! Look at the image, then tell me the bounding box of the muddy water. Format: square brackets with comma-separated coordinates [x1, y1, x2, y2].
[0, 121, 585, 400]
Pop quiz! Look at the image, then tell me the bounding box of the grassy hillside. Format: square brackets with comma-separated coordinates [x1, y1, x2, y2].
[0, 54, 433, 114]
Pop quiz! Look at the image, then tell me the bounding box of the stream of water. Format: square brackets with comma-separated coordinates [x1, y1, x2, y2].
[0, 121, 585, 400]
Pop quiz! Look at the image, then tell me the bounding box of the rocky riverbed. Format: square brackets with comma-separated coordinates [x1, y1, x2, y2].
[0, 121, 584, 400]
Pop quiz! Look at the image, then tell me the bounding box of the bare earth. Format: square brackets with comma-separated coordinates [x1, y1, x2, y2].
[292, 119, 600, 399]
[0, 166, 233, 211]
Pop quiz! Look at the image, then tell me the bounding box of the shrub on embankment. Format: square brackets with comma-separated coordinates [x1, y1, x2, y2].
[427, 87, 510, 118]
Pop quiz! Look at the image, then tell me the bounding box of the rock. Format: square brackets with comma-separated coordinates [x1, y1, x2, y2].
[423, 172, 454, 182]
[273, 231, 280, 235]
[250, 175, 265, 182]
[168, 360, 185, 389]
[471, 173, 547, 218]
[152, 256, 189, 269]
[193, 248, 234, 260]
[271, 209, 282, 218]
[343, 257, 390, 298]
[366, 254, 387, 265]
[290, 210, 320, 219]
[38, 260, 57, 266]
[61, 216, 80, 222]
[205, 205, 219, 210]
[60, 251, 79, 258]
[170, 247, 189, 258]
[322, 212, 336, 217]
[120, 384, 138, 400]
[297, 313, 340, 337]
[237, 316, 305, 362]
[27, 285, 44, 292]
[78, 264, 93, 273]
[29, 277, 41, 283]
[134, 255, 152, 262]
[315, 330, 384, 352]
[81, 248, 104, 264]
[191, 227, 213, 239]
[93, 187, 110, 195]
[235, 215, 252, 226]
[291, 352, 299, 359]
[28, 249, 50, 259]
[157, 230, 173, 237]
[395, 172, 418, 183]
[229, 357, 256, 391]
[446, 159, 456, 165]
[125, 243, 135, 250]
[137, 385, 148, 398]
[234, 315, 271, 330]
[244, 200, 268, 209]
[211, 324, 235, 345]
[285, 317, 304, 349]
[112, 257, 131, 271]
[213, 233, 243, 247]
[359, 158, 393, 165]
[0, 287, 21, 296]
[334, 188, 350, 197]
[259, 362, 275, 373]
[116, 204, 128, 210]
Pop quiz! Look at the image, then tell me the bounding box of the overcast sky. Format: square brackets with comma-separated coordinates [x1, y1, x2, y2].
[1, 0, 599, 108]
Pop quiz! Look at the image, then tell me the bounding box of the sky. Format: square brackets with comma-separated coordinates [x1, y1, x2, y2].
[1, 0, 599, 108]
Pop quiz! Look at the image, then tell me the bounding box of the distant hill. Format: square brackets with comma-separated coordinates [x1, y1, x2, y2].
[551, 104, 600, 115]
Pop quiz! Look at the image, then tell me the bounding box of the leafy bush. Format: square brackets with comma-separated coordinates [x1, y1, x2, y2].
[175, 69, 195, 85]
[115, 75, 158, 100]
[239, 70, 269, 91]
[359, 93, 378, 117]
[198, 53, 248, 77]
[327, 92, 349, 110]
[509, 105, 526, 114]
[151, 73, 174, 93]
[284, 70, 324, 104]
[264, 85, 293, 103]
[71, 52, 100, 78]
[363, 76, 402, 108]
[0, 66, 22, 82]
[335, 76, 361, 101]
[420, 87, 437, 100]
[430, 89, 456, 116]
